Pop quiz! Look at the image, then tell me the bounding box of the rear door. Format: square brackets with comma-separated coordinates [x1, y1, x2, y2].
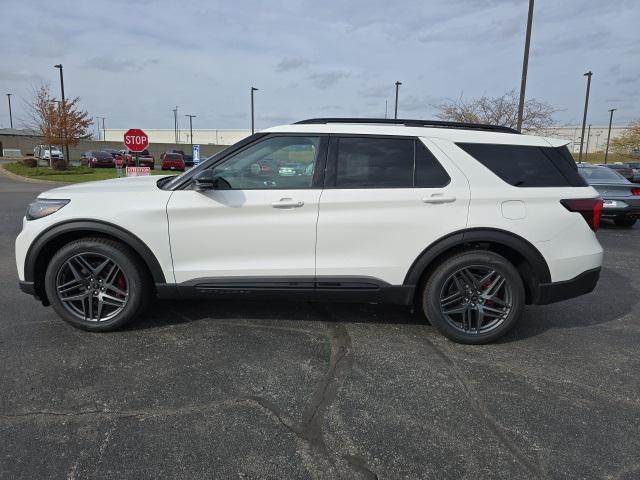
[315, 135, 470, 286]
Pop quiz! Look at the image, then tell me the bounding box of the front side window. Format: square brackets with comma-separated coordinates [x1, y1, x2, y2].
[334, 137, 450, 188]
[210, 136, 320, 189]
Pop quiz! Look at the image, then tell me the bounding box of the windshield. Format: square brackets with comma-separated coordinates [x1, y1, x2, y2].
[578, 166, 625, 181]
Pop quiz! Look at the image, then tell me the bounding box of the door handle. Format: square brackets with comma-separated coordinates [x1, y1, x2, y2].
[422, 194, 456, 204]
[272, 198, 304, 209]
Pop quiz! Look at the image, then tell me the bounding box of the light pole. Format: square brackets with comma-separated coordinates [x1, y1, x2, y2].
[604, 108, 616, 164]
[516, 0, 534, 132]
[585, 124, 592, 158]
[172, 106, 178, 143]
[53, 64, 70, 163]
[384, 99, 388, 119]
[6, 93, 13, 129]
[185, 114, 196, 153]
[251, 87, 258, 134]
[595, 132, 601, 153]
[101, 117, 106, 142]
[578, 71, 593, 163]
[394, 81, 402, 119]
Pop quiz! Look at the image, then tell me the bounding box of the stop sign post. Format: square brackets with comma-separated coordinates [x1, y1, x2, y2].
[123, 128, 149, 167]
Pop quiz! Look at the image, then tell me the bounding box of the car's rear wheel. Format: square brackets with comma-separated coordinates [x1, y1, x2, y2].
[421, 251, 525, 344]
[614, 217, 637, 228]
[44, 237, 150, 331]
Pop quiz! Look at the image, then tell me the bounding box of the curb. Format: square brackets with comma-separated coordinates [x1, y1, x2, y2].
[0, 164, 69, 185]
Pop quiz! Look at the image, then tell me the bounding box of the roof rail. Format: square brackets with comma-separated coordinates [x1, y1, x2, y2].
[294, 118, 520, 134]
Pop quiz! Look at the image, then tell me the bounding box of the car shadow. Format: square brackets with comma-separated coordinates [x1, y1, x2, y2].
[128, 266, 636, 344]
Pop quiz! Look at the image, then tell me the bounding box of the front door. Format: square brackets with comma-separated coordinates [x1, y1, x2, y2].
[166, 135, 327, 284]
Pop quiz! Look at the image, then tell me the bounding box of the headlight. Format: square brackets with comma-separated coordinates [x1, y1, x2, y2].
[26, 198, 70, 220]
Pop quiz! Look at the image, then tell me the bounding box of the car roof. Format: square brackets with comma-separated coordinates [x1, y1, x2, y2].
[262, 121, 568, 147]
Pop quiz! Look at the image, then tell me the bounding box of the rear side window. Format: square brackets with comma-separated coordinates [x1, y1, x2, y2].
[334, 137, 450, 188]
[457, 143, 587, 187]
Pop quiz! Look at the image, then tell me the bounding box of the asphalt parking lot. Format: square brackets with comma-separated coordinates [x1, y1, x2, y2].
[1, 173, 639, 480]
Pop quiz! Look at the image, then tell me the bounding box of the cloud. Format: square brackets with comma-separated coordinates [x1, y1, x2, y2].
[83, 56, 158, 73]
[307, 71, 351, 89]
[275, 57, 309, 72]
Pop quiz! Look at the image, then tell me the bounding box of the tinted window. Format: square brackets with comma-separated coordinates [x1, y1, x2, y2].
[578, 165, 625, 181]
[457, 143, 587, 187]
[415, 140, 451, 187]
[210, 136, 320, 189]
[334, 137, 449, 188]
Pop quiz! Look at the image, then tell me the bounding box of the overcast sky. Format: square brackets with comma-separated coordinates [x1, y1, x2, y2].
[2, 0, 638, 132]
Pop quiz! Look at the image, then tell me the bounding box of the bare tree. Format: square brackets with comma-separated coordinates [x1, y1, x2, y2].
[25, 84, 93, 166]
[611, 120, 640, 154]
[434, 89, 556, 133]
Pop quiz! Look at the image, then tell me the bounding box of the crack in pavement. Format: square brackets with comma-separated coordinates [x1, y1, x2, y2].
[421, 334, 547, 480]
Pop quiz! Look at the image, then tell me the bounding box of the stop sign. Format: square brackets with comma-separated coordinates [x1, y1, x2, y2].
[123, 128, 149, 152]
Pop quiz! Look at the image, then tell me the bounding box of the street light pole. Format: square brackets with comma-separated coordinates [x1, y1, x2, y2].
[101, 117, 106, 142]
[251, 87, 258, 134]
[394, 81, 402, 119]
[6, 93, 13, 129]
[585, 124, 592, 158]
[185, 114, 196, 154]
[172, 106, 178, 143]
[516, 0, 534, 132]
[578, 71, 593, 163]
[604, 108, 616, 164]
[53, 64, 70, 163]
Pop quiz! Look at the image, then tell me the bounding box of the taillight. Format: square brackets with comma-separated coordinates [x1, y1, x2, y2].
[631, 188, 640, 196]
[561, 197, 603, 232]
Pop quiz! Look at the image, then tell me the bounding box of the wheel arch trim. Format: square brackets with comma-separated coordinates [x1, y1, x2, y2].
[24, 219, 166, 284]
[403, 227, 551, 286]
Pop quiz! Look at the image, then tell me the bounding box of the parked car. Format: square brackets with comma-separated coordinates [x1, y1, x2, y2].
[102, 148, 120, 158]
[16, 118, 604, 344]
[603, 163, 634, 181]
[34, 145, 64, 161]
[80, 150, 115, 168]
[161, 153, 185, 171]
[625, 162, 640, 182]
[162, 149, 194, 166]
[578, 163, 640, 228]
[118, 149, 155, 168]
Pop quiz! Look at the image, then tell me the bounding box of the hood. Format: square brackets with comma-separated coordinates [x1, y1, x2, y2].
[39, 175, 170, 198]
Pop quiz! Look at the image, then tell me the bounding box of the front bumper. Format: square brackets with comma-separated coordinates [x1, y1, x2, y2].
[533, 267, 601, 305]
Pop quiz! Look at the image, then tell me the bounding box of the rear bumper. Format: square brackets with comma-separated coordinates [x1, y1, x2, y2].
[533, 267, 600, 305]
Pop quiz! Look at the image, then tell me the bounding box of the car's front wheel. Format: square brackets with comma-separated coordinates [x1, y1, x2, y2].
[421, 250, 525, 344]
[44, 237, 150, 331]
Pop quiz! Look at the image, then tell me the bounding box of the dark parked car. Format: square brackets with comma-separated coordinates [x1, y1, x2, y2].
[80, 150, 116, 168]
[625, 162, 640, 182]
[603, 163, 635, 182]
[578, 164, 640, 227]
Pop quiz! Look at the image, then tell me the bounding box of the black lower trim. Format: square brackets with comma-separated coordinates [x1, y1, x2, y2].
[156, 276, 415, 305]
[534, 267, 601, 305]
[19, 281, 36, 296]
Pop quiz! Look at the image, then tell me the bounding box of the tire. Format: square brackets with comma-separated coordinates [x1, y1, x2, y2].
[44, 237, 150, 331]
[421, 250, 525, 345]
[614, 217, 637, 228]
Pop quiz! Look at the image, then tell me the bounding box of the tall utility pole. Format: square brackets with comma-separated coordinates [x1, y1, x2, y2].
[172, 106, 178, 143]
[185, 114, 196, 153]
[394, 81, 402, 119]
[585, 124, 592, 157]
[516, 0, 535, 132]
[101, 117, 106, 142]
[604, 108, 616, 164]
[384, 99, 388, 119]
[578, 71, 593, 163]
[6, 93, 13, 129]
[251, 87, 258, 134]
[96, 116, 100, 140]
[53, 64, 70, 163]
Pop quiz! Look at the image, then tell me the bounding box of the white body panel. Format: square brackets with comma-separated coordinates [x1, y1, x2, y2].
[15, 176, 174, 281]
[166, 189, 321, 282]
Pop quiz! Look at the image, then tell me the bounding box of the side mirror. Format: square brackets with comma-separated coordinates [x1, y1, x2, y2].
[193, 170, 231, 191]
[193, 170, 217, 191]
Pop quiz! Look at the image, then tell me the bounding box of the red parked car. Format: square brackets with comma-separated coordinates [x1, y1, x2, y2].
[161, 153, 185, 171]
[119, 149, 155, 168]
[80, 150, 116, 168]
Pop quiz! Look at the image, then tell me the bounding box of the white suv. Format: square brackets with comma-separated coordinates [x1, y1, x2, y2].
[15, 119, 604, 344]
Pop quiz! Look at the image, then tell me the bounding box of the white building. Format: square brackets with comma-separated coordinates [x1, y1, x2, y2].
[103, 128, 253, 146]
[540, 126, 626, 153]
